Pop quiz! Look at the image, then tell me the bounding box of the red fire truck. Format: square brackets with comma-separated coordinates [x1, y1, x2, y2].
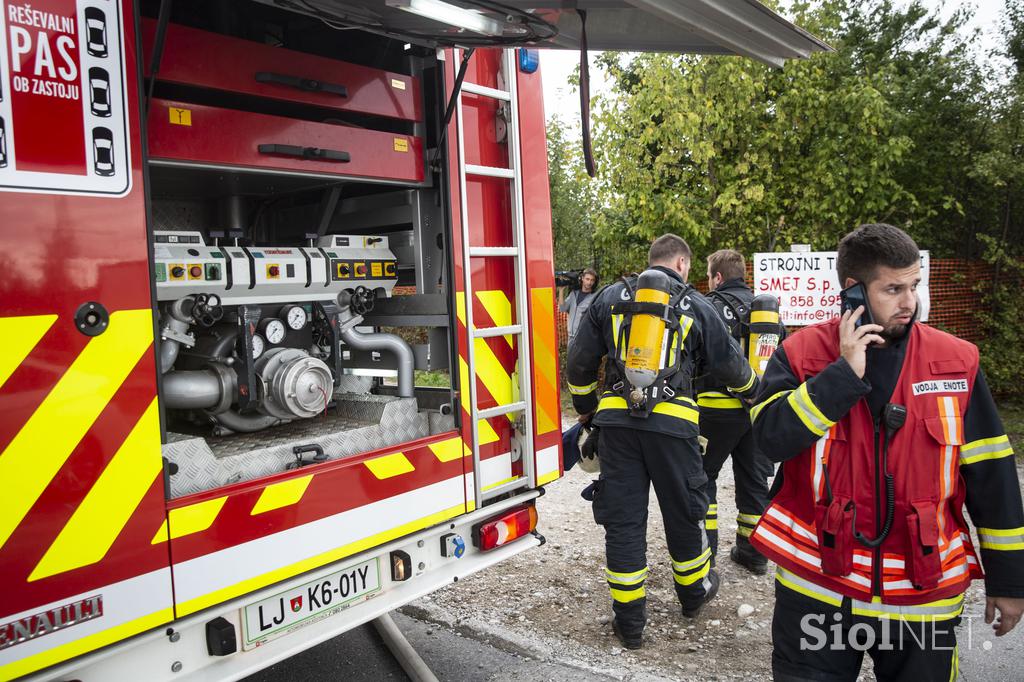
[0, 1, 825, 679]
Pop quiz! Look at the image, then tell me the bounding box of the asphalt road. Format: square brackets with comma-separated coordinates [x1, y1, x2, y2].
[243, 611, 611, 682]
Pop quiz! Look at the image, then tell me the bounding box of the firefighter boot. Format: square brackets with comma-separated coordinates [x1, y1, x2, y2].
[612, 618, 643, 650]
[729, 536, 768, 575]
[681, 569, 720, 619]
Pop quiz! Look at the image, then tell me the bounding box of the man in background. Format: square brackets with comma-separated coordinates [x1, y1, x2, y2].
[697, 249, 773, 575]
[559, 267, 598, 348]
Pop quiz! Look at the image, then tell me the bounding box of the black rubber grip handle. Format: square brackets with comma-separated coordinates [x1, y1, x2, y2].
[293, 444, 326, 459]
[255, 71, 348, 97]
[258, 144, 350, 163]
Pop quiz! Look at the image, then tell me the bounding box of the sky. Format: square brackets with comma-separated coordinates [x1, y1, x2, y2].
[538, 1, 1007, 127]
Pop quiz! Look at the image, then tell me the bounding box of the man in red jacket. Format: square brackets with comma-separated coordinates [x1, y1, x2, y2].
[750, 223, 1024, 680]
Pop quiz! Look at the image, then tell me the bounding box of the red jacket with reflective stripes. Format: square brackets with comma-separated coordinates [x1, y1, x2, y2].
[751, 319, 984, 604]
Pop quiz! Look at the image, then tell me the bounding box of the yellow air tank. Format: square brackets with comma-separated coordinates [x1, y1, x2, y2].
[747, 294, 782, 377]
[624, 269, 673, 389]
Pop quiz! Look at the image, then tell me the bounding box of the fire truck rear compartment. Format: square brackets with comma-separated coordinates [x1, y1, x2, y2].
[144, 1, 458, 497]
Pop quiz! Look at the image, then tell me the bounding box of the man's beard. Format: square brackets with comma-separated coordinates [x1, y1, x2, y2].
[879, 323, 910, 342]
[879, 308, 916, 342]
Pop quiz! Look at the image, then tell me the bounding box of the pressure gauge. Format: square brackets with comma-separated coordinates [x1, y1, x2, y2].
[282, 304, 307, 331]
[251, 334, 266, 359]
[260, 318, 286, 345]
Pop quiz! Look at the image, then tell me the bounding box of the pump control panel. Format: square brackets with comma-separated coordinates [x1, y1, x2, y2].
[153, 231, 399, 303]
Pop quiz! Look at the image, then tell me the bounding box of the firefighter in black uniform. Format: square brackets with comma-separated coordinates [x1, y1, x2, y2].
[567, 235, 758, 650]
[696, 249, 777, 574]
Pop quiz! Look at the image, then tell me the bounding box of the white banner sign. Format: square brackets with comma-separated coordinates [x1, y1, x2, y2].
[753, 251, 930, 326]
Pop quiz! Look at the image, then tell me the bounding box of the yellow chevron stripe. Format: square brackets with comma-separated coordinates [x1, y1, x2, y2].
[0, 314, 57, 389]
[530, 287, 560, 435]
[364, 452, 415, 479]
[476, 290, 514, 348]
[455, 290, 517, 422]
[152, 497, 228, 544]
[429, 437, 470, 462]
[251, 474, 315, 515]
[0, 309, 154, 552]
[474, 336, 515, 420]
[176, 502, 468, 616]
[29, 398, 162, 581]
[459, 357, 500, 445]
[456, 291, 467, 327]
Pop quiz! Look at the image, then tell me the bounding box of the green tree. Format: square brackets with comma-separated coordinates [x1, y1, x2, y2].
[589, 0, 1004, 261]
[547, 119, 599, 272]
[968, 0, 1024, 396]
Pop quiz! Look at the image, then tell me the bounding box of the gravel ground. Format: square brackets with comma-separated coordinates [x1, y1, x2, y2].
[404, 429, 1024, 681]
[407, 454, 779, 681]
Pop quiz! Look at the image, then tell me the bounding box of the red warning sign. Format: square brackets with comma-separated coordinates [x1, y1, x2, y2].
[0, 0, 130, 195]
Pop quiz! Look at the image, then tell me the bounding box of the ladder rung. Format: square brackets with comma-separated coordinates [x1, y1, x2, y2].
[461, 81, 512, 101]
[465, 164, 515, 179]
[469, 247, 520, 257]
[473, 324, 523, 338]
[476, 401, 527, 420]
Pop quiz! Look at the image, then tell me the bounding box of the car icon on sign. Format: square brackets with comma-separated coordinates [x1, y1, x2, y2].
[85, 7, 108, 58]
[92, 127, 114, 176]
[89, 67, 111, 117]
[0, 117, 7, 168]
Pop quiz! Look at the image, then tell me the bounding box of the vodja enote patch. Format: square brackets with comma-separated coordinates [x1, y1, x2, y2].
[912, 379, 968, 396]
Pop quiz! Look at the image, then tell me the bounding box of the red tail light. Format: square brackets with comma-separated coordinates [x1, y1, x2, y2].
[473, 504, 538, 551]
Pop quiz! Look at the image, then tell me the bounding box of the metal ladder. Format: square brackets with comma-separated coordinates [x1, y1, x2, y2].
[453, 48, 535, 506]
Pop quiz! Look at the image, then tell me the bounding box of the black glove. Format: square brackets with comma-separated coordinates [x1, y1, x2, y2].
[581, 425, 600, 461]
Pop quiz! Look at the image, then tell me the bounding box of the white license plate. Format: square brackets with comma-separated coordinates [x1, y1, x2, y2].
[241, 557, 381, 649]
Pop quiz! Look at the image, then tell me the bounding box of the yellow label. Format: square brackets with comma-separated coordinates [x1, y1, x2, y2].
[169, 107, 192, 126]
[393, 138, 409, 153]
[371, 262, 383, 278]
[391, 78, 407, 91]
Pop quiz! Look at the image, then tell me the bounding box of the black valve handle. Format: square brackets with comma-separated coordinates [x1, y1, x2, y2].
[286, 444, 328, 470]
[255, 72, 348, 98]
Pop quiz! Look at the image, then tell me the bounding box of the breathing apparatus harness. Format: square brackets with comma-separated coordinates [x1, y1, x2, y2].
[706, 288, 749, 343]
[608, 269, 693, 418]
[707, 288, 784, 378]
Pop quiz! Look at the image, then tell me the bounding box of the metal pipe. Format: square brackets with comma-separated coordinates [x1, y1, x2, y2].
[158, 314, 192, 374]
[159, 337, 181, 374]
[212, 410, 282, 434]
[339, 325, 415, 398]
[207, 327, 239, 359]
[372, 613, 439, 682]
[162, 371, 226, 409]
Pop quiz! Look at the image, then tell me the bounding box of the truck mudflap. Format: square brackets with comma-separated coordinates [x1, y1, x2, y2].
[26, 490, 542, 682]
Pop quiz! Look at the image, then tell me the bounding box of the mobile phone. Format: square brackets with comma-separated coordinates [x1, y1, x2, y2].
[840, 283, 874, 328]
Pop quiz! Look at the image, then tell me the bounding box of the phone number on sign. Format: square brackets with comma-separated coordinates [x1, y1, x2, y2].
[788, 294, 840, 308]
